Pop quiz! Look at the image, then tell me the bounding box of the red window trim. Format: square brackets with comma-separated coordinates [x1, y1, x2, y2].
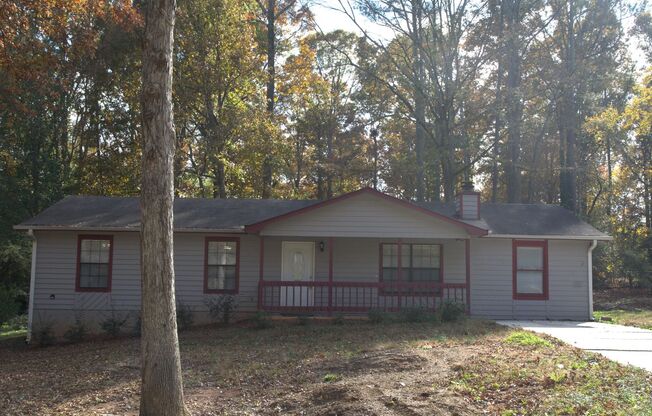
[75, 234, 113, 293]
[379, 242, 444, 286]
[204, 236, 240, 294]
[512, 239, 548, 300]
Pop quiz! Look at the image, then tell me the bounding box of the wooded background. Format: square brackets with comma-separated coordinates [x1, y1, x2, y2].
[1, 0, 651, 315]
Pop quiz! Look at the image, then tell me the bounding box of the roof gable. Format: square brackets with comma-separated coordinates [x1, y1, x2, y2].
[245, 188, 488, 237]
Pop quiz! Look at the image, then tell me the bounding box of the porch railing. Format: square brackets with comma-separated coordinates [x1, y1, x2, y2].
[257, 280, 467, 314]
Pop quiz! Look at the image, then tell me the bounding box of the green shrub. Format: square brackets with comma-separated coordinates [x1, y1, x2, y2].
[323, 373, 338, 382]
[504, 331, 552, 348]
[100, 311, 129, 337]
[439, 300, 466, 322]
[176, 302, 194, 330]
[0, 286, 20, 326]
[252, 311, 272, 329]
[206, 295, 238, 324]
[63, 317, 88, 343]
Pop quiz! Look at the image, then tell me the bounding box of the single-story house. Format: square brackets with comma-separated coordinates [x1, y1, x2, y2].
[15, 187, 610, 340]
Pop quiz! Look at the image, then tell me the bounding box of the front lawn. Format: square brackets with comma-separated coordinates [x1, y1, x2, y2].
[594, 309, 652, 330]
[0, 314, 27, 342]
[594, 288, 652, 329]
[0, 318, 650, 415]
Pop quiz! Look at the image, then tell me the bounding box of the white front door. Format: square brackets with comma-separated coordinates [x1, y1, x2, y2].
[281, 241, 315, 307]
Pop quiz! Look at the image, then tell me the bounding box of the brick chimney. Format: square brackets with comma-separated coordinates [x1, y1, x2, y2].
[456, 181, 480, 220]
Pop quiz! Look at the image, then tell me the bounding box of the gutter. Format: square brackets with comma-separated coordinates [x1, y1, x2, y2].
[588, 239, 598, 320]
[26, 229, 37, 343]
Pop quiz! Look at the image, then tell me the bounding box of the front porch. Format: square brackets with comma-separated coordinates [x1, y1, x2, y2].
[255, 236, 470, 315]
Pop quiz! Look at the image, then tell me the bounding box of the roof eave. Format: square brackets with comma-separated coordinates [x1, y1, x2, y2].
[14, 225, 246, 233]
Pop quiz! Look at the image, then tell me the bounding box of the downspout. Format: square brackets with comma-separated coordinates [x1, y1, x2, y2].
[587, 239, 597, 320]
[26, 229, 37, 343]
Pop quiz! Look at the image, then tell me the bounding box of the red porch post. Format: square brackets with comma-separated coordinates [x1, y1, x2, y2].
[465, 238, 471, 314]
[328, 237, 333, 315]
[257, 235, 265, 310]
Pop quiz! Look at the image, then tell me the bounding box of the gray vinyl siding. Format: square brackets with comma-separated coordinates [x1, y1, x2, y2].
[261, 193, 469, 239]
[31, 230, 592, 334]
[469, 238, 590, 320]
[32, 233, 467, 331]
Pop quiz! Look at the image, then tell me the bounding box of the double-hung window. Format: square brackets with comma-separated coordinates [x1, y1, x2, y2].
[204, 237, 239, 293]
[381, 243, 442, 291]
[513, 240, 548, 300]
[76, 235, 113, 292]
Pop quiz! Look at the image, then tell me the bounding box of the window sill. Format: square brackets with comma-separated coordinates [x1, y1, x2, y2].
[75, 287, 111, 293]
[204, 289, 238, 295]
[513, 293, 548, 301]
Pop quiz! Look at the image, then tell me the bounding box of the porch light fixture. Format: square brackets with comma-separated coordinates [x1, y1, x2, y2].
[319, 241, 325, 252]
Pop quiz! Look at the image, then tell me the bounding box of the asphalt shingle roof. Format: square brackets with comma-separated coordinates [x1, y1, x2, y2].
[15, 194, 609, 239]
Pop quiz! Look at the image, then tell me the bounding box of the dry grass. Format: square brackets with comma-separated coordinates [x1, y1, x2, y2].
[0, 318, 650, 415]
[594, 309, 652, 330]
[594, 288, 652, 329]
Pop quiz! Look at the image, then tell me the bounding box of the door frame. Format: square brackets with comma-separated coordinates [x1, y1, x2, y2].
[281, 241, 316, 282]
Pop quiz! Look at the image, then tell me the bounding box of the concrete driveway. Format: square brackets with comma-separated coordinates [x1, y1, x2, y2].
[498, 320, 652, 372]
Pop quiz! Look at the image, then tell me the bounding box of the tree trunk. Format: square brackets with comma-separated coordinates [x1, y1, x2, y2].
[412, 0, 426, 202]
[294, 138, 303, 191]
[504, 0, 522, 203]
[560, 0, 577, 212]
[606, 131, 612, 216]
[371, 129, 379, 190]
[441, 153, 455, 202]
[326, 131, 334, 198]
[262, 0, 276, 198]
[214, 159, 226, 199]
[491, 1, 505, 203]
[140, 0, 188, 414]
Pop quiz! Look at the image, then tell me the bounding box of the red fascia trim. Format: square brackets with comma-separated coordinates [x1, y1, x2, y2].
[512, 239, 549, 300]
[75, 234, 113, 293]
[244, 187, 488, 236]
[204, 236, 240, 295]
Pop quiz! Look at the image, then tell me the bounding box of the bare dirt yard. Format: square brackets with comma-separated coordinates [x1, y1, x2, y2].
[1, 318, 651, 415]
